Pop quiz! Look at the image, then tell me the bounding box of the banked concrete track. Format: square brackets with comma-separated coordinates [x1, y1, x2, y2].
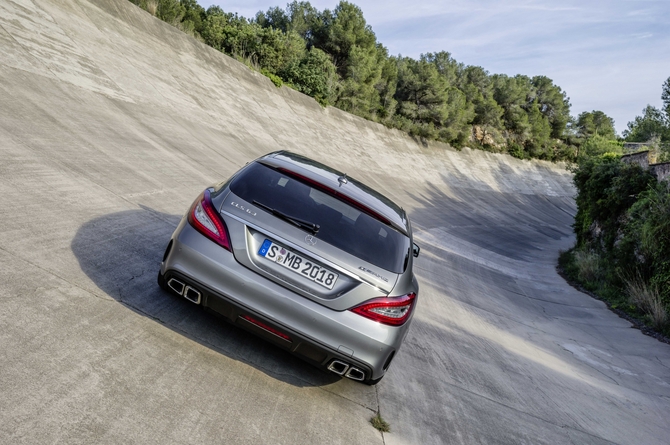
[1, 0, 669, 443]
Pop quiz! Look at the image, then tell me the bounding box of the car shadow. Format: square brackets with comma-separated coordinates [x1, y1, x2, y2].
[71, 205, 339, 388]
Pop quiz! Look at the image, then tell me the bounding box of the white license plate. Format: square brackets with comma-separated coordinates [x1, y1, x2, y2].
[258, 239, 338, 290]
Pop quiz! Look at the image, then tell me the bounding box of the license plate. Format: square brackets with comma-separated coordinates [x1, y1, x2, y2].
[258, 239, 339, 290]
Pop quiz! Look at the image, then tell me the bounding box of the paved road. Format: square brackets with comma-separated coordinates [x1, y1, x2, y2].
[1, 0, 669, 443]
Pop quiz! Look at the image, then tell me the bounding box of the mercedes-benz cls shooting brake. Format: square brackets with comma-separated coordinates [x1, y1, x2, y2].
[158, 151, 420, 384]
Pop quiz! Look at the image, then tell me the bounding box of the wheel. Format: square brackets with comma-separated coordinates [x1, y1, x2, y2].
[157, 270, 170, 292]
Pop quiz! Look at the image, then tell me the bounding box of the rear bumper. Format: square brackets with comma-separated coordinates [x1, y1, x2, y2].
[160, 218, 409, 380]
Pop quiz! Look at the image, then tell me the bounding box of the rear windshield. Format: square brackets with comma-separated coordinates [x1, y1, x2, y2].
[230, 162, 410, 273]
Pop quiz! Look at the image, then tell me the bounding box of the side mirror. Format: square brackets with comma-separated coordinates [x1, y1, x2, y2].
[412, 243, 420, 258]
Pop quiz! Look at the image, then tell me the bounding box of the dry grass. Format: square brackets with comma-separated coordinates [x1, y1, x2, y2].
[146, 0, 158, 16]
[370, 412, 390, 433]
[235, 53, 260, 72]
[574, 249, 601, 283]
[625, 277, 668, 330]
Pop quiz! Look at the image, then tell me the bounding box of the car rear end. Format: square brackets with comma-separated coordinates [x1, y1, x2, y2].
[159, 152, 419, 383]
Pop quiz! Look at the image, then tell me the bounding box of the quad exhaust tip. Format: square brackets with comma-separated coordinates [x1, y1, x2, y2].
[167, 278, 201, 305]
[327, 360, 366, 381]
[167, 278, 185, 295]
[183, 286, 201, 304]
[345, 367, 365, 381]
[327, 360, 349, 376]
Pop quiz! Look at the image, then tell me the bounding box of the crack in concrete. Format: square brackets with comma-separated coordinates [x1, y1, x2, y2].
[656, 356, 670, 371]
[559, 344, 621, 386]
[0, 245, 113, 303]
[127, 269, 145, 283]
[436, 375, 623, 445]
[115, 292, 382, 415]
[0, 240, 381, 421]
[375, 384, 386, 445]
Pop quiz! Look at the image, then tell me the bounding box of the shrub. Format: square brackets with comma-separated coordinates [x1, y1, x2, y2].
[260, 68, 282, 87]
[624, 276, 667, 330]
[572, 154, 655, 248]
[280, 48, 336, 106]
[573, 249, 601, 283]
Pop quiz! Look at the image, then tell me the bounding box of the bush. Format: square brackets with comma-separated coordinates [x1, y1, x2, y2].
[279, 48, 336, 106]
[572, 154, 655, 248]
[261, 68, 283, 87]
[568, 153, 669, 335]
[578, 135, 622, 161]
[622, 181, 670, 303]
[624, 276, 667, 330]
[573, 249, 601, 283]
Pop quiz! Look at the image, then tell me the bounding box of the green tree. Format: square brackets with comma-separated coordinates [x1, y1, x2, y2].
[333, 44, 387, 118]
[531, 76, 571, 139]
[394, 56, 472, 143]
[127, 0, 580, 161]
[491, 74, 531, 136]
[375, 49, 398, 120]
[526, 99, 553, 158]
[425, 51, 462, 86]
[572, 155, 656, 248]
[256, 2, 319, 43]
[576, 110, 616, 139]
[280, 48, 336, 104]
[311, 2, 377, 78]
[459, 66, 503, 128]
[578, 134, 622, 160]
[662, 76, 670, 120]
[156, 0, 185, 24]
[623, 105, 669, 142]
[178, 0, 206, 35]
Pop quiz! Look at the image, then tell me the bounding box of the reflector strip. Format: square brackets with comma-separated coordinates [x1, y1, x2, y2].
[240, 315, 292, 342]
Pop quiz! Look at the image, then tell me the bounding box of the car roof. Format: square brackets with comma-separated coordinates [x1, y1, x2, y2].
[257, 151, 409, 235]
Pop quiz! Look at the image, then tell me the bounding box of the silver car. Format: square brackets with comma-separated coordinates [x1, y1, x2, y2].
[158, 151, 420, 384]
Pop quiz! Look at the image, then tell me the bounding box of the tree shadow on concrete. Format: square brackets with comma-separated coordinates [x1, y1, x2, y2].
[71, 205, 339, 388]
[406, 176, 575, 263]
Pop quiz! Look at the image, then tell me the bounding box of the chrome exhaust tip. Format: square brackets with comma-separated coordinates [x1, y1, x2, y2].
[327, 360, 349, 376]
[345, 367, 365, 381]
[183, 286, 201, 304]
[167, 278, 185, 295]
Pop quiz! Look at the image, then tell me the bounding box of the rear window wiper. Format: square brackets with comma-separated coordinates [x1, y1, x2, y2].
[253, 200, 320, 234]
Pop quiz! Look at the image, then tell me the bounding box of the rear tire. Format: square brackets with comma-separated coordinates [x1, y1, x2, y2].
[157, 270, 170, 293]
[364, 375, 384, 386]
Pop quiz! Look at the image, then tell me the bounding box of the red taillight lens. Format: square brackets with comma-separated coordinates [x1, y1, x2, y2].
[350, 293, 416, 326]
[240, 315, 292, 343]
[187, 189, 231, 251]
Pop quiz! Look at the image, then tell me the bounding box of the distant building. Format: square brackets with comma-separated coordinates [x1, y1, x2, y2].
[622, 142, 652, 153]
[621, 150, 670, 181]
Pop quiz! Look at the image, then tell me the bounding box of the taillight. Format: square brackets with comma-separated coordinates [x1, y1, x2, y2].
[350, 293, 416, 326]
[187, 189, 231, 251]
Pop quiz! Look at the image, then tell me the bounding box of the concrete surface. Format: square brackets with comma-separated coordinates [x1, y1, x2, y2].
[0, 0, 669, 443]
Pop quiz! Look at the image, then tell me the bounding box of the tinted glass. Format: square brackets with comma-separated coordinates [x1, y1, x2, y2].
[230, 163, 410, 273]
